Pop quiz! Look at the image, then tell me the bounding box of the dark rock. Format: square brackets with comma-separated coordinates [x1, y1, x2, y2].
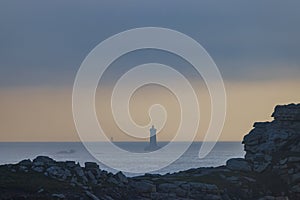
[33, 156, 54, 165]
[226, 158, 252, 172]
[65, 161, 76, 168]
[116, 171, 128, 184]
[288, 156, 300, 163]
[158, 183, 178, 193]
[272, 104, 300, 121]
[85, 191, 100, 200]
[18, 159, 32, 167]
[86, 170, 97, 184]
[242, 103, 300, 197]
[84, 162, 99, 169]
[46, 166, 71, 180]
[19, 165, 28, 172]
[32, 166, 44, 173]
[291, 184, 300, 194]
[37, 188, 44, 193]
[291, 173, 300, 183]
[51, 193, 65, 199]
[107, 176, 119, 185]
[130, 181, 156, 193]
[74, 166, 84, 177]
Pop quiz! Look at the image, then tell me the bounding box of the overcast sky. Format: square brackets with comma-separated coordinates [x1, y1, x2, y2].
[0, 1, 299, 141]
[1, 0, 300, 87]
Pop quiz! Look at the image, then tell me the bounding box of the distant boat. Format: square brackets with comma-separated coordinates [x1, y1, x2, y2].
[56, 149, 76, 154]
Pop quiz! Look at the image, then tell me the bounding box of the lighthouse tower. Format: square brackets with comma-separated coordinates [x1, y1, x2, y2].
[149, 125, 157, 148]
[144, 125, 159, 151]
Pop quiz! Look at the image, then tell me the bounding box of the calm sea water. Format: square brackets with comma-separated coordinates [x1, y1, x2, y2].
[0, 142, 244, 176]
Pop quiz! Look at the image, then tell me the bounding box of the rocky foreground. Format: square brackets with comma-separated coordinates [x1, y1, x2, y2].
[0, 104, 299, 200]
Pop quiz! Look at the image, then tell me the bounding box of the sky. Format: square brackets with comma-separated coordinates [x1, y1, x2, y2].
[0, 0, 300, 141]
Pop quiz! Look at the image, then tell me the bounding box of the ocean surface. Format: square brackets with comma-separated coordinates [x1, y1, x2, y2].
[0, 142, 244, 176]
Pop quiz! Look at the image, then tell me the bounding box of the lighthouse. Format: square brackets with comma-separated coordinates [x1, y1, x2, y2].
[149, 125, 157, 148]
[144, 125, 159, 151]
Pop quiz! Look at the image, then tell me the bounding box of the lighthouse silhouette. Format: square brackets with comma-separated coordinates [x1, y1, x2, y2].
[144, 125, 159, 151]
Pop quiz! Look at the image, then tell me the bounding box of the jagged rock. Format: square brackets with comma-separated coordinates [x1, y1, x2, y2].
[291, 184, 300, 193]
[271, 104, 300, 121]
[130, 181, 156, 193]
[33, 156, 54, 166]
[85, 162, 99, 169]
[32, 166, 44, 173]
[74, 166, 84, 177]
[103, 195, 114, 200]
[254, 161, 270, 173]
[158, 183, 178, 193]
[279, 158, 288, 165]
[226, 158, 252, 172]
[190, 182, 219, 192]
[225, 176, 239, 182]
[86, 170, 97, 184]
[92, 168, 106, 179]
[288, 156, 300, 162]
[18, 165, 28, 172]
[150, 192, 171, 199]
[291, 173, 300, 183]
[175, 187, 188, 197]
[18, 160, 31, 173]
[116, 171, 128, 184]
[65, 161, 76, 168]
[37, 188, 44, 193]
[107, 176, 119, 185]
[72, 165, 88, 184]
[85, 191, 100, 200]
[18, 159, 32, 167]
[46, 166, 71, 180]
[51, 193, 65, 199]
[243, 103, 300, 197]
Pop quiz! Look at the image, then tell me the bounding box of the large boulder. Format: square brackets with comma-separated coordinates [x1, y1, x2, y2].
[243, 103, 300, 198]
[33, 156, 55, 167]
[226, 158, 252, 172]
[46, 166, 71, 180]
[84, 162, 99, 170]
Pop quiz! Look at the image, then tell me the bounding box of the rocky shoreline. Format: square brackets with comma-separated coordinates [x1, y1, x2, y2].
[0, 104, 299, 200]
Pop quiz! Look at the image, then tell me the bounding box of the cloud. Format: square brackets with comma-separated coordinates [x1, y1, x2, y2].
[0, 0, 299, 87]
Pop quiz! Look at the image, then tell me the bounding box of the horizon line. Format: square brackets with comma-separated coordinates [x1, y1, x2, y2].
[0, 140, 242, 143]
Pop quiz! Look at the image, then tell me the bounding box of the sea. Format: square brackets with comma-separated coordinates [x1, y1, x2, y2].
[0, 142, 244, 176]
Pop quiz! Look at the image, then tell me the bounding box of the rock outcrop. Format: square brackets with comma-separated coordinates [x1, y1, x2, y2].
[0, 103, 299, 199]
[242, 103, 300, 199]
